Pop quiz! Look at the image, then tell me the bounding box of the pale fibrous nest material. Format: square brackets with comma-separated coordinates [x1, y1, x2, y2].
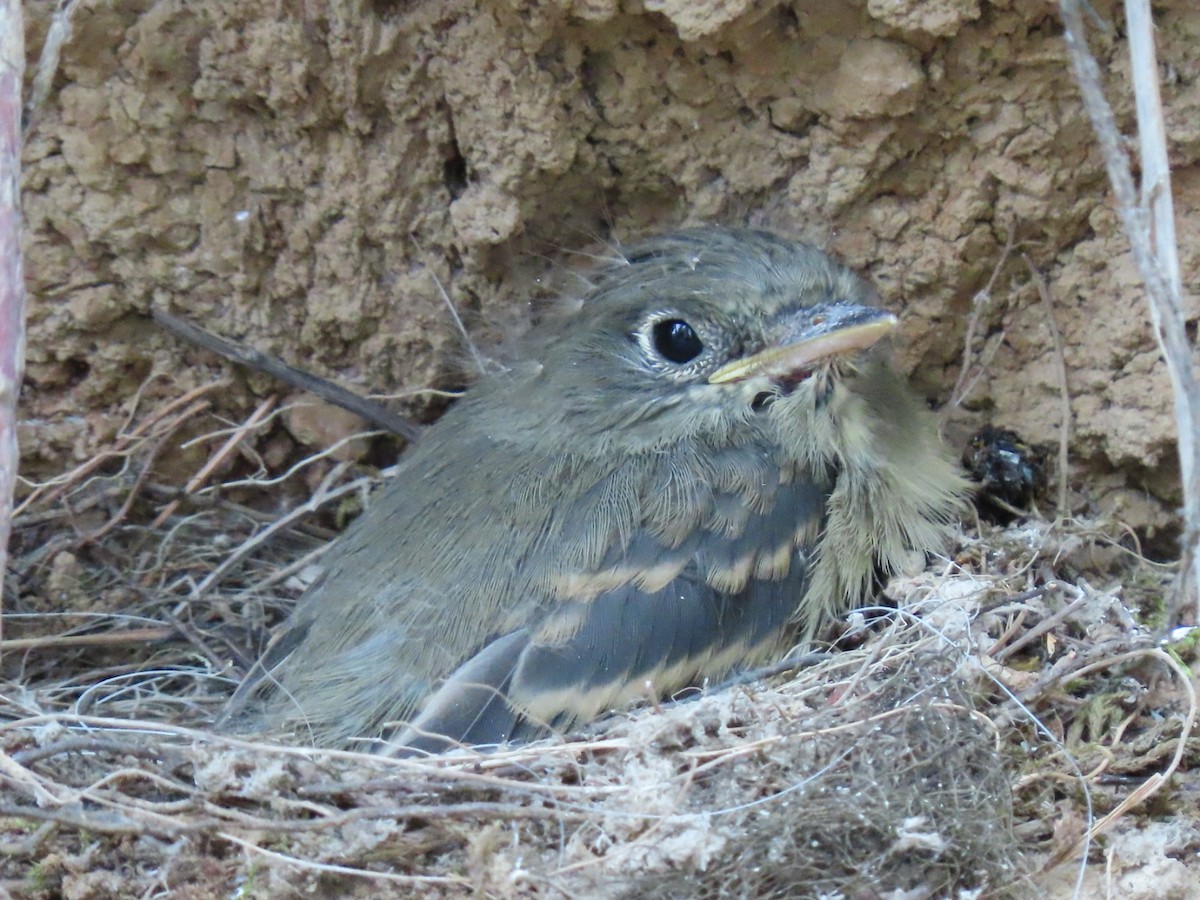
[0, 386, 1196, 898]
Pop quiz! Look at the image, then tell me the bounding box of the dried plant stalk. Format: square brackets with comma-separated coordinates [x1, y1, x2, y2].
[0, 0, 25, 653]
[1059, 0, 1200, 624]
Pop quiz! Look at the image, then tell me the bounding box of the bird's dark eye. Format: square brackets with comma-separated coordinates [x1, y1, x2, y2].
[651, 319, 704, 364]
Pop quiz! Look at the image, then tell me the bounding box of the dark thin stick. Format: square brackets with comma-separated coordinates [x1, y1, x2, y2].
[151, 308, 423, 443]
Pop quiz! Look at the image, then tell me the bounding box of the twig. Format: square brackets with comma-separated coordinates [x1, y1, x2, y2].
[1024, 259, 1072, 518]
[0, 801, 187, 837]
[151, 308, 423, 443]
[64, 395, 212, 544]
[188, 460, 360, 599]
[0, 747, 57, 806]
[139, 482, 338, 541]
[985, 583, 1065, 611]
[148, 395, 277, 530]
[155, 608, 233, 671]
[0, 820, 55, 857]
[950, 225, 1016, 409]
[0, 0, 25, 660]
[1060, 0, 1200, 625]
[210, 799, 595, 830]
[1043, 647, 1197, 869]
[994, 582, 1087, 662]
[231, 538, 337, 599]
[0, 626, 177, 653]
[1125, 0, 1197, 626]
[1002, 640, 1158, 729]
[217, 832, 471, 886]
[1125, 0, 1185, 350]
[13, 381, 226, 516]
[203, 429, 384, 491]
[24, 0, 80, 133]
[12, 734, 181, 766]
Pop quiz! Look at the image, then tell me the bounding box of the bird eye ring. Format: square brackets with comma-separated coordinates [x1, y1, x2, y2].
[650, 318, 704, 364]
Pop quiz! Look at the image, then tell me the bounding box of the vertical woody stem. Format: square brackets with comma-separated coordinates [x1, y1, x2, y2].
[1123, 0, 1200, 625]
[1060, 0, 1200, 625]
[0, 0, 24, 653]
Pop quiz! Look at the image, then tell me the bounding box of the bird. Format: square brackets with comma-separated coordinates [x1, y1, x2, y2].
[222, 227, 966, 755]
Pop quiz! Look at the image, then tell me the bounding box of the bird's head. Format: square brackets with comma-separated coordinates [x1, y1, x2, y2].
[489, 228, 903, 460]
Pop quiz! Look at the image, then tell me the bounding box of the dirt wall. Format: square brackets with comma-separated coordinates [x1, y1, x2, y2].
[18, 0, 1200, 539]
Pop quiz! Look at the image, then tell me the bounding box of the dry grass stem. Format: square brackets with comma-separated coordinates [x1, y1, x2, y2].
[949, 225, 1016, 410]
[24, 0, 79, 132]
[0, 0, 25, 654]
[148, 395, 278, 529]
[1024, 259, 1073, 519]
[1060, 0, 1200, 625]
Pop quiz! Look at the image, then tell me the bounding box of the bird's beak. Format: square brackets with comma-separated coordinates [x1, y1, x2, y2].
[707, 303, 897, 385]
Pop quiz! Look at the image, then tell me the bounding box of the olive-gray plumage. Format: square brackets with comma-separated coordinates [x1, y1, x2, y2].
[225, 228, 965, 753]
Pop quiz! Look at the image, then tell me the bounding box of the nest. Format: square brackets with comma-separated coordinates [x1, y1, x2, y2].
[1, 382, 1197, 898]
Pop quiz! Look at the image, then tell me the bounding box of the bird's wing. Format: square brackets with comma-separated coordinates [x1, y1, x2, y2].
[388, 474, 828, 754]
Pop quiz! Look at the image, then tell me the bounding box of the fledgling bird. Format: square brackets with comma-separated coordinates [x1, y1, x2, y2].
[223, 227, 966, 754]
